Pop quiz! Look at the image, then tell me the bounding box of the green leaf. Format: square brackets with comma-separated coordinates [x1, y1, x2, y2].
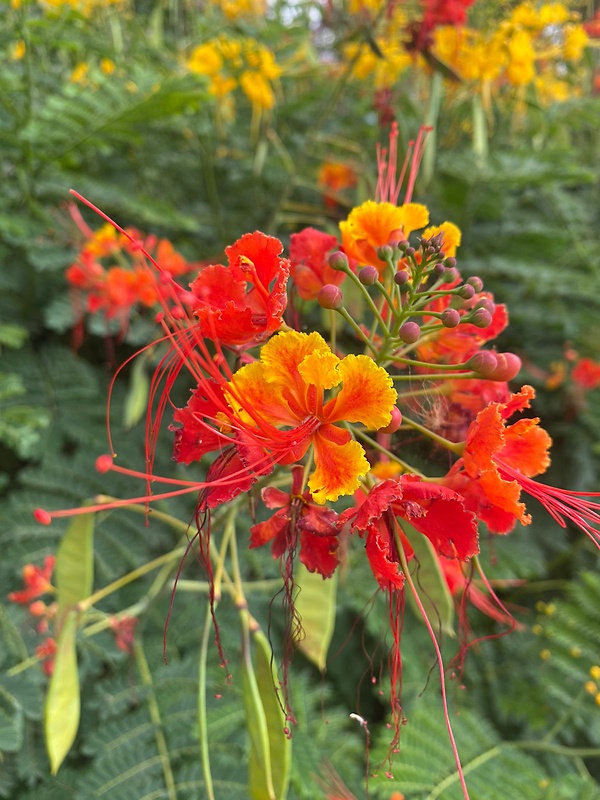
[242, 623, 291, 800]
[122, 356, 149, 430]
[400, 522, 455, 638]
[294, 563, 338, 672]
[0, 691, 23, 752]
[252, 630, 291, 800]
[55, 513, 94, 630]
[44, 612, 80, 775]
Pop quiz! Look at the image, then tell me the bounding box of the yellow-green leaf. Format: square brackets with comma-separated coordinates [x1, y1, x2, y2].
[123, 355, 150, 429]
[55, 512, 94, 630]
[400, 522, 455, 638]
[45, 612, 80, 775]
[241, 626, 276, 800]
[294, 563, 338, 672]
[252, 630, 291, 800]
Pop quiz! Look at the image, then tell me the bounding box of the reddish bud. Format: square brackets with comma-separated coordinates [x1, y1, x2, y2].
[467, 351, 498, 376]
[376, 244, 394, 262]
[398, 321, 420, 344]
[317, 284, 344, 310]
[34, 509, 52, 526]
[171, 305, 185, 320]
[443, 267, 459, 284]
[328, 251, 349, 271]
[96, 454, 114, 473]
[444, 257, 457, 269]
[441, 308, 460, 328]
[432, 263, 446, 278]
[471, 308, 493, 328]
[457, 284, 475, 300]
[405, 246, 415, 257]
[359, 266, 379, 285]
[380, 406, 402, 433]
[467, 276, 483, 292]
[488, 353, 522, 381]
[394, 269, 410, 286]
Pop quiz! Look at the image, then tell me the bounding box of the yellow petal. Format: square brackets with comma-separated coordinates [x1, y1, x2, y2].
[422, 221, 462, 257]
[309, 428, 370, 504]
[260, 330, 330, 384]
[227, 361, 297, 427]
[398, 203, 429, 238]
[298, 350, 341, 391]
[324, 355, 397, 430]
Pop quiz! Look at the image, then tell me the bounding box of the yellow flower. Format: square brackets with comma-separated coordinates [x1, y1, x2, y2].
[70, 62, 89, 85]
[188, 43, 223, 76]
[100, 58, 116, 76]
[211, 0, 266, 19]
[240, 70, 275, 110]
[422, 221, 462, 258]
[506, 30, 536, 86]
[209, 74, 237, 98]
[563, 25, 588, 62]
[11, 40, 26, 61]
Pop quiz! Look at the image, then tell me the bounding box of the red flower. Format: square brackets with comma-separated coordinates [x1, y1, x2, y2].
[342, 476, 479, 589]
[190, 231, 290, 346]
[8, 555, 55, 604]
[35, 637, 57, 676]
[572, 358, 600, 390]
[250, 467, 340, 578]
[441, 559, 521, 628]
[110, 616, 138, 653]
[289, 228, 344, 301]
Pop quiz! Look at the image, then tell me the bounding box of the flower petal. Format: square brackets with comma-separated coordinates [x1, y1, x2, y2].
[298, 350, 342, 391]
[324, 354, 397, 429]
[309, 426, 370, 504]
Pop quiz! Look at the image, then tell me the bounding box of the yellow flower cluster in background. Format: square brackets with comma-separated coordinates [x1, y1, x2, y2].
[41, 0, 122, 14]
[344, 4, 412, 89]
[432, 1, 588, 100]
[207, 0, 266, 20]
[188, 35, 281, 117]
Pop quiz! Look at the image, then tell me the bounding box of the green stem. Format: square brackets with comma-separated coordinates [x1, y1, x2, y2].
[336, 307, 378, 355]
[401, 415, 464, 455]
[352, 428, 424, 476]
[134, 639, 178, 800]
[198, 603, 216, 800]
[391, 371, 477, 383]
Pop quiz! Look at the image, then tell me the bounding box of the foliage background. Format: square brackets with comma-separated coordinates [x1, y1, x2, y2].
[1, 0, 600, 798]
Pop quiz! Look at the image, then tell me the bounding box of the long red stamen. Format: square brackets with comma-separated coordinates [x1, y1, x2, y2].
[500, 464, 600, 550]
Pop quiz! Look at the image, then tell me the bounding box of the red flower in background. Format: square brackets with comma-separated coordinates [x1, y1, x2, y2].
[8, 556, 55, 604]
[572, 358, 600, 390]
[289, 228, 344, 301]
[190, 231, 290, 346]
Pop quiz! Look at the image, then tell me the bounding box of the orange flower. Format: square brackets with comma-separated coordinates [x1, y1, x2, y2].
[318, 161, 357, 206]
[225, 331, 397, 503]
[340, 200, 429, 272]
[572, 358, 600, 390]
[8, 555, 55, 604]
[446, 386, 551, 533]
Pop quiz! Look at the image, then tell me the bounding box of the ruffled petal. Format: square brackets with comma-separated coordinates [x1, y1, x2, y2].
[226, 361, 298, 427]
[398, 202, 429, 238]
[365, 526, 405, 589]
[502, 419, 551, 477]
[324, 354, 397, 429]
[260, 330, 330, 384]
[309, 426, 370, 504]
[298, 350, 342, 391]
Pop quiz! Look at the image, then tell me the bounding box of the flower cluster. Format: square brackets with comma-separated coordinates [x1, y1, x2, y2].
[8, 556, 57, 674]
[66, 212, 199, 336]
[39, 125, 600, 794]
[188, 35, 281, 118]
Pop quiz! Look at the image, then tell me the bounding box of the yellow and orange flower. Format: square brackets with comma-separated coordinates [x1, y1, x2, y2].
[340, 200, 429, 272]
[225, 331, 397, 503]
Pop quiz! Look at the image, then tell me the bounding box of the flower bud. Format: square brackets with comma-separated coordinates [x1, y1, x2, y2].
[443, 267, 459, 284]
[405, 246, 415, 257]
[380, 406, 402, 434]
[318, 284, 344, 309]
[471, 308, 492, 328]
[359, 266, 379, 285]
[475, 297, 495, 315]
[34, 508, 52, 526]
[96, 454, 114, 473]
[376, 245, 394, 262]
[397, 240, 410, 251]
[457, 284, 475, 300]
[394, 269, 410, 286]
[432, 263, 446, 278]
[398, 321, 420, 344]
[444, 257, 457, 269]
[441, 308, 460, 328]
[488, 353, 521, 381]
[328, 251, 349, 271]
[467, 276, 483, 292]
[467, 351, 498, 376]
